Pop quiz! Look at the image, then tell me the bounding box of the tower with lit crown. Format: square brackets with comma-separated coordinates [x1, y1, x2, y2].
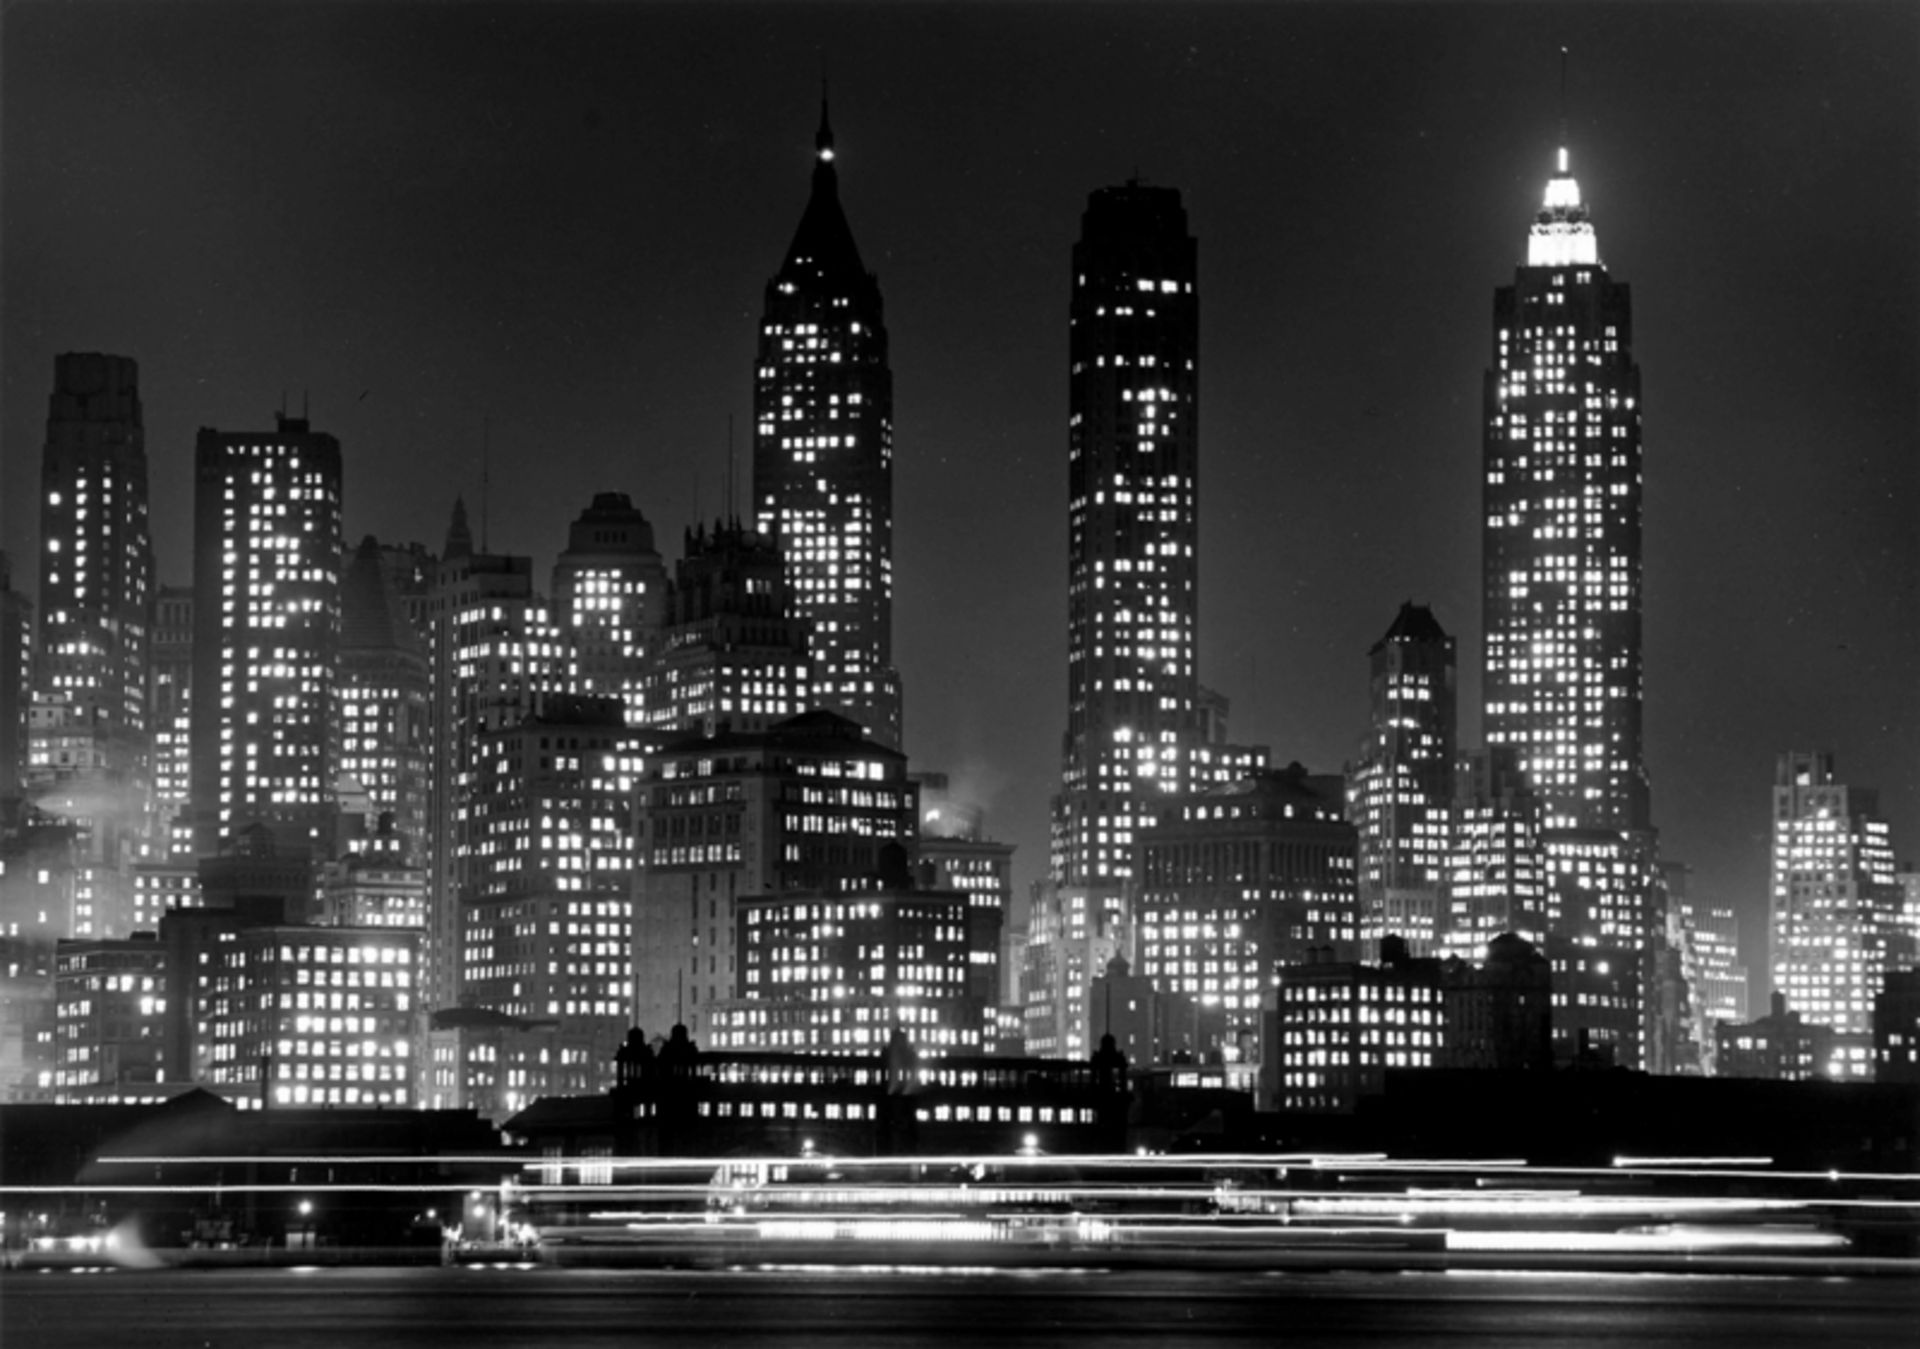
[752, 101, 901, 749]
[1482, 141, 1647, 840]
[1478, 128, 1658, 1067]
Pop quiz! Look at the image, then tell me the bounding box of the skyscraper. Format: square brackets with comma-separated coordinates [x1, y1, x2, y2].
[421, 504, 571, 1012]
[639, 519, 811, 736]
[550, 492, 667, 725]
[30, 354, 154, 935]
[752, 102, 902, 749]
[1769, 750, 1899, 1079]
[337, 536, 430, 857]
[1349, 603, 1456, 953]
[1482, 143, 1647, 839]
[34, 354, 153, 779]
[1479, 137, 1658, 1064]
[1053, 182, 1202, 892]
[188, 416, 343, 860]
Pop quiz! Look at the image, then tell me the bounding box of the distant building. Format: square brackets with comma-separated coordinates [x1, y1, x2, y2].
[714, 882, 984, 1054]
[640, 520, 811, 736]
[1348, 603, 1456, 955]
[753, 102, 901, 748]
[460, 694, 644, 1094]
[1267, 939, 1444, 1113]
[317, 842, 427, 930]
[1440, 747, 1547, 960]
[508, 1026, 1130, 1163]
[551, 492, 667, 725]
[1439, 932, 1552, 1071]
[1873, 967, 1920, 1084]
[1715, 991, 1835, 1082]
[1769, 751, 1900, 1079]
[1087, 954, 1225, 1071]
[423, 1005, 566, 1121]
[189, 416, 343, 859]
[30, 354, 153, 934]
[51, 933, 167, 1102]
[421, 507, 571, 1012]
[159, 897, 420, 1107]
[633, 710, 917, 1044]
[336, 537, 431, 858]
[146, 586, 194, 858]
[0, 554, 29, 812]
[1135, 764, 1359, 1068]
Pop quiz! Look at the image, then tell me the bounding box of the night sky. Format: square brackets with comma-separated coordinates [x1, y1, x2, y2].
[5, 3, 1915, 984]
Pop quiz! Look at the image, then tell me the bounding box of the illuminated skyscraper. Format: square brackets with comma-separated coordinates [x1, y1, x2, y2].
[34, 354, 153, 779]
[1480, 138, 1659, 1065]
[551, 492, 667, 724]
[188, 416, 343, 859]
[639, 519, 810, 736]
[752, 103, 902, 749]
[1030, 182, 1263, 1058]
[1769, 750, 1900, 1079]
[421, 504, 571, 1012]
[1482, 143, 1648, 838]
[1349, 603, 1456, 953]
[1054, 182, 1202, 891]
[31, 354, 154, 935]
[146, 586, 194, 858]
[337, 536, 430, 858]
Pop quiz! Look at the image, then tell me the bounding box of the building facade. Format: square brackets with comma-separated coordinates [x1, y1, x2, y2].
[189, 417, 344, 859]
[551, 492, 667, 725]
[641, 520, 811, 737]
[1769, 750, 1900, 1079]
[1348, 603, 1456, 954]
[752, 104, 901, 748]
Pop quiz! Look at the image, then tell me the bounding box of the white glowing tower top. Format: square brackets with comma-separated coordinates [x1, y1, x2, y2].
[1527, 146, 1599, 267]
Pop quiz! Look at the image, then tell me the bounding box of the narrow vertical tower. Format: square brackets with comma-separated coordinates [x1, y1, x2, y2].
[752, 99, 902, 749]
[1482, 142, 1647, 838]
[32, 354, 155, 935]
[189, 415, 344, 859]
[1350, 603, 1456, 953]
[36, 355, 153, 753]
[1054, 182, 1201, 890]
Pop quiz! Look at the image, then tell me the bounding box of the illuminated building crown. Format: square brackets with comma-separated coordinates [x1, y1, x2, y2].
[1527, 146, 1599, 268]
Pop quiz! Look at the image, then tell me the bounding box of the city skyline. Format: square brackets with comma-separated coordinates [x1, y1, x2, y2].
[4, 2, 1914, 966]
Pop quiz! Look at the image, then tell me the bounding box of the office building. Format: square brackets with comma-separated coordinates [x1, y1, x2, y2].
[1348, 603, 1456, 954]
[641, 519, 811, 736]
[1874, 968, 1920, 1085]
[1134, 763, 1360, 1066]
[633, 710, 916, 1043]
[752, 102, 901, 747]
[460, 695, 644, 1092]
[1268, 940, 1444, 1114]
[713, 885, 984, 1054]
[1769, 750, 1900, 1079]
[421, 506, 571, 1012]
[336, 537, 431, 859]
[30, 354, 155, 935]
[147, 586, 194, 858]
[188, 416, 343, 859]
[551, 492, 667, 724]
[1, 554, 32, 810]
[51, 933, 168, 1102]
[1715, 991, 1835, 1082]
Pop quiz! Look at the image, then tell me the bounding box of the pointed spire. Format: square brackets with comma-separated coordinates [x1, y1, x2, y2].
[1526, 49, 1598, 268]
[444, 496, 473, 561]
[816, 83, 835, 163]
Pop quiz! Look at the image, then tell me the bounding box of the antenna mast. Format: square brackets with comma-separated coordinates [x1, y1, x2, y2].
[480, 417, 491, 554]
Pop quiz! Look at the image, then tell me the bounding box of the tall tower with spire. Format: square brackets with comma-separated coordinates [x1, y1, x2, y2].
[1479, 121, 1658, 1067]
[1482, 138, 1648, 840]
[751, 99, 902, 749]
